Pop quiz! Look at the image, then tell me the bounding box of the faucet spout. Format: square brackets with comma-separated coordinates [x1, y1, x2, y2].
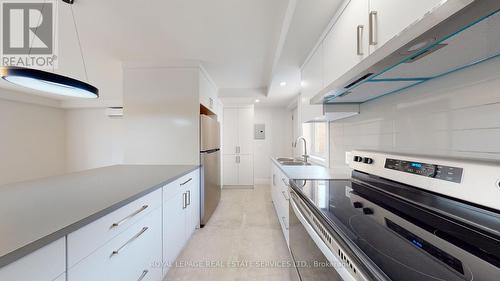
[293, 136, 309, 163]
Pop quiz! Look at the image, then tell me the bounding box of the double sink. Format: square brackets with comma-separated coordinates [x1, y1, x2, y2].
[276, 157, 313, 166]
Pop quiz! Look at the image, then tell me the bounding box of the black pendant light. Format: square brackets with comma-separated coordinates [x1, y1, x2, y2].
[0, 0, 99, 98]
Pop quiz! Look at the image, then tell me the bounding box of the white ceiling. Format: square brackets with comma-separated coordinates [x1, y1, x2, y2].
[0, 0, 344, 107]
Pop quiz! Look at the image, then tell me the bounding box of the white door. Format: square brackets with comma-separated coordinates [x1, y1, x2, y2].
[368, 0, 444, 53]
[163, 191, 187, 270]
[223, 108, 238, 154]
[223, 155, 238, 186]
[323, 0, 369, 86]
[237, 107, 254, 155]
[238, 154, 254, 186]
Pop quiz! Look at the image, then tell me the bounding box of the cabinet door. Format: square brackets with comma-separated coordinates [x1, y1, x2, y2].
[223, 108, 238, 154]
[368, 0, 443, 53]
[237, 107, 254, 155]
[300, 44, 324, 123]
[324, 0, 369, 86]
[185, 171, 200, 239]
[223, 155, 239, 186]
[238, 154, 254, 186]
[163, 191, 187, 271]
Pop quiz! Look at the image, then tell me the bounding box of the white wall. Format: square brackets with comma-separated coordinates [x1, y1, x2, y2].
[254, 106, 293, 183]
[123, 67, 200, 165]
[0, 98, 66, 186]
[330, 57, 500, 171]
[65, 109, 124, 172]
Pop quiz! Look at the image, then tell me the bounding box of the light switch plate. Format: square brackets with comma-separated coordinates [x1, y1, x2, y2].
[345, 151, 353, 165]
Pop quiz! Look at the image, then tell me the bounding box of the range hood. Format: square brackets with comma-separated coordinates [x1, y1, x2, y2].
[312, 0, 500, 104]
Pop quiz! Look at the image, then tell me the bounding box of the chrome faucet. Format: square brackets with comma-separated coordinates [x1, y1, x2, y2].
[293, 136, 309, 163]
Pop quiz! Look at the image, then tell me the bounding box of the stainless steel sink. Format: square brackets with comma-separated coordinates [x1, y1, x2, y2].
[276, 157, 295, 162]
[280, 161, 312, 166]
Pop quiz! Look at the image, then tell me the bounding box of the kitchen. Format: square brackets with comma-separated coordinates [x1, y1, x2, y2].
[0, 0, 499, 281]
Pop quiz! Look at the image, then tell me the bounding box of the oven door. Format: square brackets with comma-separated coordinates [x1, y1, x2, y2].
[289, 193, 346, 281]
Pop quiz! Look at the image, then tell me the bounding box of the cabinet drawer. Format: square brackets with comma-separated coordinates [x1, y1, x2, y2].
[67, 189, 161, 267]
[68, 208, 162, 281]
[0, 238, 65, 281]
[163, 169, 198, 202]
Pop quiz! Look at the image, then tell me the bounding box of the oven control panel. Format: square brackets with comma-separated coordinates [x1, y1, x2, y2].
[384, 158, 463, 183]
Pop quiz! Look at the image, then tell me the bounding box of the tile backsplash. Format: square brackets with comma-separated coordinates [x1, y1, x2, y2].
[330, 57, 500, 169]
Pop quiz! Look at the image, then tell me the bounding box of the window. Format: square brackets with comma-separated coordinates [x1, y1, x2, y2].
[302, 122, 329, 166]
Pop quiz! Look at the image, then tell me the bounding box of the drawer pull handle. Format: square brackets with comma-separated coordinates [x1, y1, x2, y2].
[187, 190, 191, 206]
[137, 270, 149, 281]
[180, 178, 192, 186]
[281, 178, 290, 187]
[281, 191, 290, 201]
[110, 227, 148, 258]
[110, 205, 149, 229]
[281, 216, 289, 230]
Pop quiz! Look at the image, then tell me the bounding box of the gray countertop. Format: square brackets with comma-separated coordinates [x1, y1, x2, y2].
[0, 164, 199, 268]
[271, 158, 351, 180]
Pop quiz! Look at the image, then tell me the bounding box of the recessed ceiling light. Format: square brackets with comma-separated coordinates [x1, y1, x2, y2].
[279, 81, 286, 87]
[300, 81, 307, 87]
[255, 99, 260, 103]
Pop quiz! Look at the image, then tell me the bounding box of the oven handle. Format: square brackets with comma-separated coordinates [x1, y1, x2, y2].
[290, 197, 358, 281]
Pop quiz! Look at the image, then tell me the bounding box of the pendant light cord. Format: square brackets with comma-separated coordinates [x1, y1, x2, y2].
[70, 4, 89, 82]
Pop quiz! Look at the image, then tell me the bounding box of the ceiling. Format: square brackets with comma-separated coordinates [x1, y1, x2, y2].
[0, 0, 344, 107]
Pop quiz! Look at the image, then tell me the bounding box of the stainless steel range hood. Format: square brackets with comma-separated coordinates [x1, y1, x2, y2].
[312, 0, 500, 105]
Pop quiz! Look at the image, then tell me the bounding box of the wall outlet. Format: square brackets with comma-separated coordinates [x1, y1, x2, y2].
[345, 152, 353, 165]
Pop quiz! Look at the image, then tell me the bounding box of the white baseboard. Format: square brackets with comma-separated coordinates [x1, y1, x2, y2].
[223, 185, 254, 189]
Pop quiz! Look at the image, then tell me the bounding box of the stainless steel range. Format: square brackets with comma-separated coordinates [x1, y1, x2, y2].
[288, 150, 500, 281]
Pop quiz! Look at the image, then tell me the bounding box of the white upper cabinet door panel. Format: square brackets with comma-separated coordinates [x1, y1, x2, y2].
[237, 107, 254, 155]
[324, 0, 370, 86]
[222, 108, 238, 154]
[368, 0, 444, 53]
[302, 44, 324, 98]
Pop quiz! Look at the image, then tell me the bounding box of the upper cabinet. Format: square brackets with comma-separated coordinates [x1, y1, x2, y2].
[368, 0, 444, 53]
[299, 44, 324, 123]
[324, 0, 369, 86]
[199, 70, 219, 113]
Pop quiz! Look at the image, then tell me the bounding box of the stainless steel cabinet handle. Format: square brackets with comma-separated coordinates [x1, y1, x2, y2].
[236, 156, 240, 164]
[281, 191, 290, 201]
[272, 174, 276, 186]
[182, 192, 187, 209]
[110, 205, 148, 229]
[187, 190, 191, 206]
[369, 11, 378, 45]
[281, 178, 290, 187]
[281, 216, 289, 230]
[180, 178, 192, 186]
[236, 146, 240, 153]
[357, 25, 364, 55]
[110, 227, 148, 258]
[137, 270, 149, 281]
[209, 97, 214, 108]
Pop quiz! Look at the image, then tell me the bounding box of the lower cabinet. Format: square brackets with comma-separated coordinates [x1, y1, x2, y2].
[271, 163, 290, 246]
[68, 207, 163, 281]
[162, 169, 200, 276]
[223, 154, 254, 186]
[0, 238, 66, 281]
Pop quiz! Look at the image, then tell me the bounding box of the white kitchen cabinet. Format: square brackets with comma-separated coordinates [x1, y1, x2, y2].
[368, 0, 444, 53]
[68, 208, 163, 281]
[223, 106, 254, 187]
[237, 107, 254, 154]
[162, 169, 200, 276]
[299, 43, 324, 123]
[324, 0, 369, 87]
[199, 69, 219, 113]
[0, 238, 66, 281]
[271, 162, 290, 246]
[237, 154, 254, 186]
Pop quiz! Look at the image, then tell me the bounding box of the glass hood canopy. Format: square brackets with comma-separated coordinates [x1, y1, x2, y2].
[322, 2, 500, 104]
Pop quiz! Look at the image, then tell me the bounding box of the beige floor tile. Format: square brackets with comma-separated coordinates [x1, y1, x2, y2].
[164, 185, 292, 281]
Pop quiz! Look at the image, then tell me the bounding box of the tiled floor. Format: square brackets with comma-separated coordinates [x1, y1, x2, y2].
[164, 185, 292, 281]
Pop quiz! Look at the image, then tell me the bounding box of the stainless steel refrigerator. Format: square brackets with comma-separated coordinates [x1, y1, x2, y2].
[200, 115, 221, 226]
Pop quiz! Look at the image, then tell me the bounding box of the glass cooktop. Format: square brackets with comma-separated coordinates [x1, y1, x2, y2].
[290, 174, 500, 281]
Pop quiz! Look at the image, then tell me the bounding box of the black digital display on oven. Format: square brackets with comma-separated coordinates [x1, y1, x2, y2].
[384, 158, 463, 183]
